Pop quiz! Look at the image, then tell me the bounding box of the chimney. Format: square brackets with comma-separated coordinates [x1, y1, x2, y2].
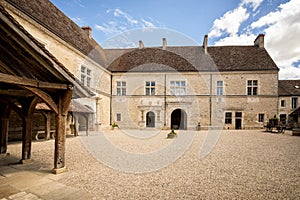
[203, 35, 208, 54]
[139, 40, 144, 49]
[162, 38, 167, 50]
[254, 34, 264, 48]
[81, 26, 92, 39]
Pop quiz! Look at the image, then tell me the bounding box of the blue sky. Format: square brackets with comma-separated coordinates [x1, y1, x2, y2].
[50, 0, 300, 80]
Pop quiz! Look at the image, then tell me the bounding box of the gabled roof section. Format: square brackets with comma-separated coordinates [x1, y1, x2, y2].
[278, 80, 300, 96]
[207, 46, 279, 71]
[4, 0, 106, 67]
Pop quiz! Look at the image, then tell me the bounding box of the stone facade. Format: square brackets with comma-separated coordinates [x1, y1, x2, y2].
[2, 0, 299, 132]
[111, 70, 279, 130]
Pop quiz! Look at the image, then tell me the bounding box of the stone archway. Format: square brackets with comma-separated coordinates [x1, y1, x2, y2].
[146, 111, 155, 128]
[171, 109, 187, 130]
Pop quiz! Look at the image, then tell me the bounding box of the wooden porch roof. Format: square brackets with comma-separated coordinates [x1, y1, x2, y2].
[0, 5, 94, 101]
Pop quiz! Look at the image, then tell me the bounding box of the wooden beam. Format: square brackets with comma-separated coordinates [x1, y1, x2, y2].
[0, 73, 68, 90]
[22, 86, 58, 115]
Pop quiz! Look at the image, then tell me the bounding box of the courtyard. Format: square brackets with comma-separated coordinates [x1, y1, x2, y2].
[0, 129, 299, 199]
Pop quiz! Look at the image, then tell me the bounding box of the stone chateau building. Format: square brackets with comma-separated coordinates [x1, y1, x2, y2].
[1, 0, 299, 134]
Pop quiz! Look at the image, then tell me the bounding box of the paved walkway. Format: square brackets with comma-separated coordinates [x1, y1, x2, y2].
[0, 154, 91, 200]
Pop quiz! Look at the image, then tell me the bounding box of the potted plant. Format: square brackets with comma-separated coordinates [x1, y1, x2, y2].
[167, 129, 177, 139]
[111, 122, 119, 130]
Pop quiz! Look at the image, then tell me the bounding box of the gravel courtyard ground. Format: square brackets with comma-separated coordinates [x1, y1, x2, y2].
[2, 129, 300, 199]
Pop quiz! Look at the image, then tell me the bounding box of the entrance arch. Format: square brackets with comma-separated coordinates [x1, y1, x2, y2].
[171, 109, 187, 130]
[146, 111, 155, 127]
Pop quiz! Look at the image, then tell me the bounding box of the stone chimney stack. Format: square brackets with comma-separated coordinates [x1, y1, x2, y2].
[254, 34, 264, 48]
[139, 40, 144, 49]
[81, 26, 92, 39]
[162, 38, 167, 50]
[203, 35, 208, 54]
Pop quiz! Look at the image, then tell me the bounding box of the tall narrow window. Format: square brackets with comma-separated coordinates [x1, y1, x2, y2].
[116, 81, 126, 96]
[292, 97, 298, 109]
[247, 80, 258, 95]
[258, 114, 264, 122]
[81, 74, 85, 85]
[116, 113, 121, 122]
[80, 65, 92, 87]
[225, 112, 232, 124]
[170, 81, 186, 95]
[281, 100, 286, 107]
[217, 81, 223, 95]
[145, 81, 155, 96]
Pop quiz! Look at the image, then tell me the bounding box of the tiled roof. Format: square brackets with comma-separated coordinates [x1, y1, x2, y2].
[106, 47, 217, 72]
[278, 80, 300, 96]
[105, 45, 279, 72]
[4, 0, 106, 67]
[207, 46, 279, 71]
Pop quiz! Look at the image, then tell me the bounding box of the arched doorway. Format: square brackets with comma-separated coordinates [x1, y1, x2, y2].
[171, 109, 187, 130]
[146, 111, 155, 127]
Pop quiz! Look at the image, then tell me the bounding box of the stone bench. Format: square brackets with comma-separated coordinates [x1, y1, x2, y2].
[35, 130, 55, 141]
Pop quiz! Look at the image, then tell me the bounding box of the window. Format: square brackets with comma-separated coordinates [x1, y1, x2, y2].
[279, 114, 286, 123]
[81, 74, 85, 85]
[247, 80, 258, 95]
[235, 112, 242, 118]
[292, 97, 298, 109]
[258, 114, 264, 122]
[81, 66, 86, 73]
[87, 68, 91, 76]
[217, 81, 223, 95]
[87, 77, 91, 87]
[225, 112, 232, 124]
[281, 100, 286, 107]
[80, 65, 91, 87]
[145, 81, 155, 96]
[117, 81, 126, 96]
[170, 81, 186, 95]
[116, 113, 121, 122]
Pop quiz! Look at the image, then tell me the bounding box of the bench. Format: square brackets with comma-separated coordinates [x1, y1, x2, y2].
[35, 130, 55, 141]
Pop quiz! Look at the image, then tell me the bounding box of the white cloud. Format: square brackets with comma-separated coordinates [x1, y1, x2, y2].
[95, 23, 122, 35]
[210, 0, 300, 80]
[95, 8, 161, 37]
[242, 0, 264, 10]
[213, 33, 257, 46]
[209, 6, 249, 38]
[113, 8, 138, 25]
[141, 19, 156, 28]
[250, 0, 300, 79]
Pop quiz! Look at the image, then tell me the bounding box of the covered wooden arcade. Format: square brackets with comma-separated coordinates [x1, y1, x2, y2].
[0, 5, 93, 173]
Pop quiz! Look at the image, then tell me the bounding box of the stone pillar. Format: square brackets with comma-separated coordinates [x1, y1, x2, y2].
[95, 97, 101, 131]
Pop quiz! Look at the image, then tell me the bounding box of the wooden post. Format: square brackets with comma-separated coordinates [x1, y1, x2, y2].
[53, 90, 72, 174]
[20, 97, 38, 163]
[0, 104, 10, 154]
